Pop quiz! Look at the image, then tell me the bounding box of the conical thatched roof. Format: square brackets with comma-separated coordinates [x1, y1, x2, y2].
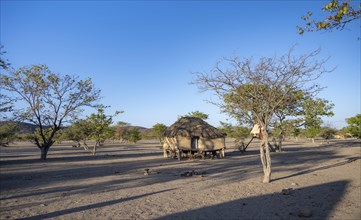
[163, 117, 226, 139]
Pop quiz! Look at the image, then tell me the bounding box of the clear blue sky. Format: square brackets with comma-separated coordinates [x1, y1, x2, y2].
[1, 0, 360, 128]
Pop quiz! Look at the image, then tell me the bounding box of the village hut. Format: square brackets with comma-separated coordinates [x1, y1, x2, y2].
[163, 117, 226, 160]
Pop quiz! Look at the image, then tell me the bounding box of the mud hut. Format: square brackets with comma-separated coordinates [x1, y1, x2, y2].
[163, 117, 226, 160]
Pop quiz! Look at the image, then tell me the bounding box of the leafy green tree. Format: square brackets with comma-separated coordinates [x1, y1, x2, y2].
[218, 121, 234, 137]
[291, 127, 301, 141]
[185, 111, 209, 120]
[193, 47, 331, 183]
[1, 65, 101, 159]
[303, 126, 321, 142]
[114, 121, 130, 142]
[0, 122, 19, 146]
[106, 126, 116, 143]
[151, 123, 167, 144]
[218, 121, 250, 150]
[302, 98, 334, 143]
[344, 114, 361, 138]
[270, 89, 305, 151]
[123, 127, 142, 144]
[319, 126, 337, 141]
[298, 0, 361, 34]
[62, 119, 91, 150]
[233, 126, 251, 151]
[86, 108, 122, 155]
[271, 120, 298, 151]
[270, 92, 333, 147]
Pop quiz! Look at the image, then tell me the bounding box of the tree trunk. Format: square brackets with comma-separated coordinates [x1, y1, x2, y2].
[92, 143, 97, 155]
[82, 139, 89, 150]
[40, 146, 50, 160]
[277, 135, 283, 152]
[264, 139, 272, 183]
[259, 132, 272, 183]
[220, 148, 225, 158]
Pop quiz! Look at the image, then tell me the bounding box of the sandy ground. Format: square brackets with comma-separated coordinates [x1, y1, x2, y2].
[0, 138, 360, 220]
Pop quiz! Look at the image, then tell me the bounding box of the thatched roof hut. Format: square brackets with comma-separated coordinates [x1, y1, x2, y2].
[163, 117, 226, 139]
[163, 117, 226, 160]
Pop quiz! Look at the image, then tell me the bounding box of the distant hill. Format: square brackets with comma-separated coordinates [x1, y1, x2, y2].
[122, 125, 150, 133]
[0, 121, 50, 134]
[17, 122, 39, 134]
[0, 121, 151, 134]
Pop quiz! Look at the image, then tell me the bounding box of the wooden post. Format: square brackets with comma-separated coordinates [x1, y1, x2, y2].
[177, 149, 181, 161]
[163, 143, 168, 158]
[220, 148, 225, 158]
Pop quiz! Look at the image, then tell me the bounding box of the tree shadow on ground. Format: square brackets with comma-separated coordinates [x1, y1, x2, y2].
[156, 181, 349, 220]
[0, 156, 173, 191]
[0, 147, 163, 166]
[273, 156, 361, 181]
[196, 147, 346, 184]
[283, 139, 361, 152]
[1, 144, 348, 195]
[20, 189, 173, 220]
[0, 140, 358, 202]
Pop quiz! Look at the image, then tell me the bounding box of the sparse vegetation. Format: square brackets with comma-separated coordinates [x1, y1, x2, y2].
[344, 114, 361, 138]
[1, 65, 101, 159]
[319, 126, 337, 142]
[124, 127, 142, 144]
[0, 122, 19, 146]
[86, 108, 122, 155]
[62, 119, 91, 150]
[193, 46, 332, 183]
[218, 122, 250, 151]
[151, 123, 168, 144]
[185, 111, 209, 120]
[297, 0, 361, 34]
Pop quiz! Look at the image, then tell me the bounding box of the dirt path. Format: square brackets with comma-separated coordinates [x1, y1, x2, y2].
[0, 139, 360, 219]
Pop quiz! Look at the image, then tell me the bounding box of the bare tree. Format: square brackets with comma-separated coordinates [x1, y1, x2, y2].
[192, 47, 331, 183]
[1, 65, 101, 159]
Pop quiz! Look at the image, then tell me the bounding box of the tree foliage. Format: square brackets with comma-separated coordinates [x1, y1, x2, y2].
[0, 45, 10, 70]
[302, 98, 334, 127]
[185, 111, 209, 120]
[86, 108, 121, 155]
[303, 126, 321, 143]
[301, 98, 334, 142]
[218, 121, 250, 142]
[344, 114, 361, 138]
[298, 0, 361, 34]
[319, 126, 337, 140]
[151, 123, 168, 144]
[123, 127, 142, 144]
[0, 45, 14, 118]
[218, 121, 234, 137]
[1, 65, 101, 159]
[114, 121, 130, 142]
[0, 93, 13, 118]
[62, 119, 91, 149]
[193, 46, 331, 183]
[0, 122, 19, 146]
